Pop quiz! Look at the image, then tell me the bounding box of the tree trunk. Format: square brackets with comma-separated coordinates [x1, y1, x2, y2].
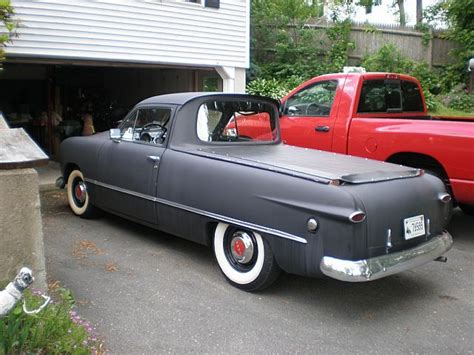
[397, 0, 406, 27]
[416, 0, 423, 25]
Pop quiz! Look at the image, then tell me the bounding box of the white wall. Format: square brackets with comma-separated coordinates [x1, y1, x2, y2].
[6, 0, 249, 73]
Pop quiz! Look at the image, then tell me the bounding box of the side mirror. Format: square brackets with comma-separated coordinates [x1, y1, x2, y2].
[109, 128, 121, 140]
[468, 58, 474, 72]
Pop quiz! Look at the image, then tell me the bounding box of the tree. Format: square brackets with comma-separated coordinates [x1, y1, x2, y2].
[425, 0, 474, 87]
[416, 0, 423, 25]
[396, 0, 406, 26]
[249, 0, 355, 95]
[250, 0, 326, 79]
[0, 0, 15, 69]
[330, 0, 407, 26]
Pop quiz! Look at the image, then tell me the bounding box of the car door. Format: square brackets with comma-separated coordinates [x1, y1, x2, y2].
[96, 105, 174, 224]
[280, 79, 339, 151]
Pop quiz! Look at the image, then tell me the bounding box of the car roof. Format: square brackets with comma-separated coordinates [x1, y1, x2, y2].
[137, 92, 280, 106]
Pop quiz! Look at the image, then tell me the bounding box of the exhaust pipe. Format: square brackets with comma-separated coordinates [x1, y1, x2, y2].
[434, 256, 447, 263]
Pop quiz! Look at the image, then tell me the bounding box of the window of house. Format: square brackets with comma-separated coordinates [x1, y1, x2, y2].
[284, 80, 338, 117]
[358, 79, 424, 113]
[166, 0, 220, 8]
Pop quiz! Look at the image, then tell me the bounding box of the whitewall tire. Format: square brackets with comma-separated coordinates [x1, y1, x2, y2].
[213, 223, 280, 291]
[66, 169, 98, 218]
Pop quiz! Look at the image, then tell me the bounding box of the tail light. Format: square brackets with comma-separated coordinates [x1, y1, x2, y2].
[438, 193, 452, 204]
[349, 211, 366, 223]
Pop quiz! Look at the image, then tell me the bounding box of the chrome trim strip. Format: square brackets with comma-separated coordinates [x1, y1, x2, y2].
[85, 178, 156, 202]
[84, 178, 307, 244]
[320, 231, 453, 282]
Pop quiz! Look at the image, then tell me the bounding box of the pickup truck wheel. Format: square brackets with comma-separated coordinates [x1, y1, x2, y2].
[459, 204, 474, 216]
[213, 223, 280, 292]
[66, 169, 98, 219]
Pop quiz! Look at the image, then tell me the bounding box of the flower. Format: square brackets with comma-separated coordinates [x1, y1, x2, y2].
[30, 288, 43, 296]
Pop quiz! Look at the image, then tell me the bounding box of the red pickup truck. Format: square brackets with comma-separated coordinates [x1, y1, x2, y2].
[278, 72, 474, 215]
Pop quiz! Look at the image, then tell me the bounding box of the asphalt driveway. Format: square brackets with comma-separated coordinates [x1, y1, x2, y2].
[41, 190, 474, 354]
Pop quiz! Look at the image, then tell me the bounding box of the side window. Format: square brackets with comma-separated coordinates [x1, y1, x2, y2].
[285, 80, 338, 117]
[121, 107, 172, 144]
[120, 110, 138, 141]
[358, 79, 423, 113]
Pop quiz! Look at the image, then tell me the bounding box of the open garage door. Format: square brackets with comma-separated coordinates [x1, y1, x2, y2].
[0, 61, 221, 157]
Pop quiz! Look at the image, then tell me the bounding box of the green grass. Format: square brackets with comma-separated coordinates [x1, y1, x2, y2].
[429, 103, 474, 117]
[0, 285, 104, 354]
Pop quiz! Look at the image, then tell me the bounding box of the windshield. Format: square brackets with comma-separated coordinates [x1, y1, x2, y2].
[196, 99, 278, 143]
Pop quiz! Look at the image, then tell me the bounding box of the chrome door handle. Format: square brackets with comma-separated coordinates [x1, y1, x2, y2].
[147, 155, 160, 162]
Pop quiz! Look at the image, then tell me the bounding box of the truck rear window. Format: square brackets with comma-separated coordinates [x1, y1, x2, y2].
[357, 79, 424, 113]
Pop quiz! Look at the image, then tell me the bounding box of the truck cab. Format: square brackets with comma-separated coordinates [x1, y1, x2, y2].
[277, 72, 474, 214]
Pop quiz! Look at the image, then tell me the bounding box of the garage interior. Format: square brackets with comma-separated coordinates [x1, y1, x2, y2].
[0, 61, 221, 158]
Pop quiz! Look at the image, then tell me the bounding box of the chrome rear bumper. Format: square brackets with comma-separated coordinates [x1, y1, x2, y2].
[320, 231, 453, 282]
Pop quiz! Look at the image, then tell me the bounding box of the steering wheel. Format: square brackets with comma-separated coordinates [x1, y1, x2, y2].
[306, 103, 324, 116]
[142, 122, 165, 130]
[140, 122, 167, 143]
[140, 133, 152, 143]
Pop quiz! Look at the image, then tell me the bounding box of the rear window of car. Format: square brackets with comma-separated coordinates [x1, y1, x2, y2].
[358, 79, 424, 113]
[196, 99, 278, 143]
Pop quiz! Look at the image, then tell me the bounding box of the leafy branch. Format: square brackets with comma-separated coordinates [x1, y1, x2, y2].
[0, 0, 16, 68]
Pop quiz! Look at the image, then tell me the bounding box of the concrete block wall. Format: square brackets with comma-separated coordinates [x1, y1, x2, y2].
[0, 118, 47, 290]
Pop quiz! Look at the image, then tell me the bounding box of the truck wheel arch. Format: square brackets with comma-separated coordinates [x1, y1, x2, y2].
[386, 152, 452, 194]
[386, 153, 447, 177]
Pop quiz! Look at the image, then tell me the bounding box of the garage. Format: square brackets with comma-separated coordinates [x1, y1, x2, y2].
[2, 1, 248, 157]
[0, 61, 221, 157]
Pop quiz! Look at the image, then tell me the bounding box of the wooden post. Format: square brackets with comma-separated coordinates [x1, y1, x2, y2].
[46, 66, 55, 155]
[427, 28, 433, 68]
[469, 72, 473, 94]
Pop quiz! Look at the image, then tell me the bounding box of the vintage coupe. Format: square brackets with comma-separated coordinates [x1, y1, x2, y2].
[58, 93, 453, 291]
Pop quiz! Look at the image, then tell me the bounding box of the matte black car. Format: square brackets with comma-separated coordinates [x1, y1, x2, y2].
[58, 93, 453, 291]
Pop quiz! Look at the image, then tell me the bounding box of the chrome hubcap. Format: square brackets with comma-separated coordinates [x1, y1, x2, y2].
[74, 182, 87, 203]
[230, 231, 254, 264]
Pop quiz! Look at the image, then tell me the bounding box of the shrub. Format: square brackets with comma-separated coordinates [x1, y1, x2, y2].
[362, 44, 441, 111]
[0, 286, 103, 354]
[0, 0, 16, 68]
[441, 89, 474, 112]
[361, 44, 412, 73]
[246, 78, 290, 100]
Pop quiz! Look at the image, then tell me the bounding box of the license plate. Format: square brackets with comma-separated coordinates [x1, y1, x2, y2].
[404, 215, 425, 240]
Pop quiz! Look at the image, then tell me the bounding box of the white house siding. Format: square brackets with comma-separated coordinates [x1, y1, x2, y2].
[6, 0, 249, 91]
